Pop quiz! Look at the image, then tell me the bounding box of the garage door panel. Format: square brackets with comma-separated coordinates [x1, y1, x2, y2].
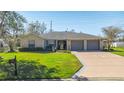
[87, 40, 99, 50]
[71, 40, 84, 51]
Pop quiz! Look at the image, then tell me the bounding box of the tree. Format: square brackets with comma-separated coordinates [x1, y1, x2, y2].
[70, 29, 75, 32]
[41, 22, 47, 33]
[28, 22, 36, 33]
[102, 26, 123, 50]
[28, 21, 47, 34]
[0, 11, 27, 52]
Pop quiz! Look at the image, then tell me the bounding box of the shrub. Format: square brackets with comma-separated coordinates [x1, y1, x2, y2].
[19, 47, 44, 52]
[103, 48, 114, 52]
[0, 60, 59, 80]
[0, 48, 4, 52]
[45, 44, 56, 51]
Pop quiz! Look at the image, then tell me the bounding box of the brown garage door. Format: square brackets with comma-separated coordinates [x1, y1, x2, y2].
[87, 40, 99, 50]
[71, 40, 84, 51]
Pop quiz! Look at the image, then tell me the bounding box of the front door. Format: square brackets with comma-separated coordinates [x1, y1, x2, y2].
[57, 40, 67, 50]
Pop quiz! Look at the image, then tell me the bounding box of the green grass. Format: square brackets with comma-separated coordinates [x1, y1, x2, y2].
[0, 52, 82, 80]
[111, 47, 124, 56]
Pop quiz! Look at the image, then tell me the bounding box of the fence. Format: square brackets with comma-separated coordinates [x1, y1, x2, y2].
[112, 42, 124, 47]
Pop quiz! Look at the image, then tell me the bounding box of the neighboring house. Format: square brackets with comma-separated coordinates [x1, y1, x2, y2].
[0, 39, 8, 52]
[112, 41, 124, 47]
[0, 39, 4, 48]
[20, 31, 104, 51]
[0, 39, 8, 48]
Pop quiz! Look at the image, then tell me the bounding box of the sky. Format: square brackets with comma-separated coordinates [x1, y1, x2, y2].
[18, 11, 124, 36]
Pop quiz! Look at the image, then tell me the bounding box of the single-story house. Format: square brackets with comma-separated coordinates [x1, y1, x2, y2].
[20, 31, 104, 51]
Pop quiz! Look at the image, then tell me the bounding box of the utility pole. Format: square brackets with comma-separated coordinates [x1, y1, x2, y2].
[50, 20, 53, 32]
[65, 28, 68, 32]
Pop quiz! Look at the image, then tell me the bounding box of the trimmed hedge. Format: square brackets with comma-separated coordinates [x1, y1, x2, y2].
[19, 47, 44, 52]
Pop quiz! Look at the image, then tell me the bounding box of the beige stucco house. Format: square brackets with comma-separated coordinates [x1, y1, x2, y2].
[20, 31, 104, 51]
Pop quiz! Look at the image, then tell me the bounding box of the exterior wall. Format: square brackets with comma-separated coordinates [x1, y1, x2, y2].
[47, 40, 55, 45]
[44, 40, 56, 50]
[67, 40, 71, 50]
[20, 35, 44, 48]
[44, 40, 56, 47]
[99, 40, 103, 50]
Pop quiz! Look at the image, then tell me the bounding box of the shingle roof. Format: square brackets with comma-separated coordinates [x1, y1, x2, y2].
[42, 31, 101, 40]
[20, 32, 43, 39]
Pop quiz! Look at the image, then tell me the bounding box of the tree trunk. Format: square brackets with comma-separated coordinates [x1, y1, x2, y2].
[9, 45, 14, 52]
[108, 44, 111, 51]
[8, 40, 15, 52]
[107, 40, 112, 51]
[0, 12, 7, 38]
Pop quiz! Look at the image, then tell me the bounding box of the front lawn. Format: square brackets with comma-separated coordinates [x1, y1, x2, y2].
[111, 47, 124, 56]
[0, 52, 82, 80]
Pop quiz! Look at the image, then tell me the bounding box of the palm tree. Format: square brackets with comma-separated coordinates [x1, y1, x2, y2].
[102, 26, 123, 50]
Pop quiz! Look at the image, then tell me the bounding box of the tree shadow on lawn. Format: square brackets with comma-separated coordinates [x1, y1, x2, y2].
[108, 47, 124, 52]
[111, 50, 124, 52]
[0, 60, 61, 81]
[19, 51, 55, 54]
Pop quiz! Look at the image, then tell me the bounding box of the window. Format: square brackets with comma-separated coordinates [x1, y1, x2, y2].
[46, 40, 48, 46]
[28, 40, 35, 48]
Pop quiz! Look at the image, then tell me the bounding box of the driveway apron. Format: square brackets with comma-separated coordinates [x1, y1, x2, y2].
[72, 51, 124, 80]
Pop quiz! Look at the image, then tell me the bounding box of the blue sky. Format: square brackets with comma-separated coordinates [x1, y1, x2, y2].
[18, 11, 124, 36]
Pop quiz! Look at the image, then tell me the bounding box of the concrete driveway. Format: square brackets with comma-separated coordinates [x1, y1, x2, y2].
[72, 51, 124, 80]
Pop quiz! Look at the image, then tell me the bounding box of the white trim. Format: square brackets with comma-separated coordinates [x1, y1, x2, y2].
[67, 40, 71, 50]
[84, 40, 87, 51]
[100, 40, 103, 50]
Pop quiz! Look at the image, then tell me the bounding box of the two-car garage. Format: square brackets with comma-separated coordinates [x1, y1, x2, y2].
[71, 40, 100, 51]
